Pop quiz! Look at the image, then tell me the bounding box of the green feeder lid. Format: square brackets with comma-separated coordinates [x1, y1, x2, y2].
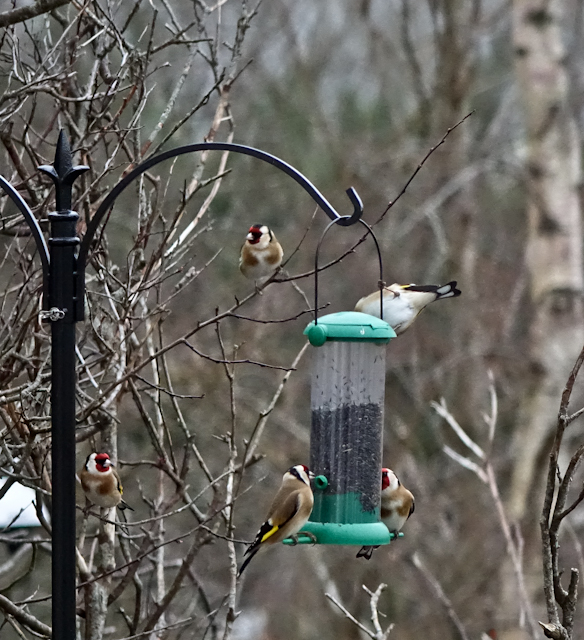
[304, 311, 395, 346]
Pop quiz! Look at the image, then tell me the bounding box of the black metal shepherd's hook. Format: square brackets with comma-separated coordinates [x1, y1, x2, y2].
[0, 130, 365, 640]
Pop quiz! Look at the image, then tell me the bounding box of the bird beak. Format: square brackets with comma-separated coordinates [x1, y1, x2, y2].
[308, 471, 315, 480]
[246, 232, 254, 241]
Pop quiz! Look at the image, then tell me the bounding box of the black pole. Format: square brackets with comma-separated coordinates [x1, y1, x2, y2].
[39, 132, 88, 640]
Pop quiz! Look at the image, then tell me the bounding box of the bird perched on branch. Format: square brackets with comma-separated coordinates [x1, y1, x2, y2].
[357, 468, 414, 560]
[79, 452, 133, 510]
[238, 464, 314, 576]
[239, 224, 283, 285]
[354, 281, 461, 335]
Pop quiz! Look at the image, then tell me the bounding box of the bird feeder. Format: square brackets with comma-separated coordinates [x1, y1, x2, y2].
[296, 312, 395, 544]
[284, 218, 397, 546]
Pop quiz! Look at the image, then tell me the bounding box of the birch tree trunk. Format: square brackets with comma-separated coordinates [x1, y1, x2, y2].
[509, 0, 584, 520]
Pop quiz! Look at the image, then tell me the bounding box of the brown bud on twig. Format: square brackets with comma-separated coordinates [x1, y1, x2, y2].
[538, 621, 564, 640]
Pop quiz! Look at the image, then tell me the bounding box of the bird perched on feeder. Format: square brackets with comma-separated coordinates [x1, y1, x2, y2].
[357, 468, 414, 559]
[238, 464, 314, 577]
[239, 224, 283, 285]
[354, 281, 461, 335]
[79, 452, 133, 510]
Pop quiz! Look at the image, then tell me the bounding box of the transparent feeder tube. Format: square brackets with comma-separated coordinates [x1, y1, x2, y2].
[310, 340, 386, 524]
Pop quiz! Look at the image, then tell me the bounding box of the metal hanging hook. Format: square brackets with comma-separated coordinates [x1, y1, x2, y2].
[313, 216, 385, 324]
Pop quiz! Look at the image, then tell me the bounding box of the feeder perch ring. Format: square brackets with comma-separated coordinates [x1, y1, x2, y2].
[313, 475, 328, 490]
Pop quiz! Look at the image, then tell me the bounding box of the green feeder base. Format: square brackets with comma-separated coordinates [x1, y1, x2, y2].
[282, 522, 404, 545]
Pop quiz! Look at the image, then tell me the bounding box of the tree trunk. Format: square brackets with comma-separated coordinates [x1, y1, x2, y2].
[509, 0, 584, 521]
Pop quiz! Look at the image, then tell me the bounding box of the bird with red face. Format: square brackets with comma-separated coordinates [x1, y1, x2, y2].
[79, 452, 132, 510]
[239, 224, 283, 285]
[357, 468, 414, 559]
[238, 464, 314, 576]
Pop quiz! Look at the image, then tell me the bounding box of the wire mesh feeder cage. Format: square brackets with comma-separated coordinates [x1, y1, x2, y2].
[284, 218, 398, 546]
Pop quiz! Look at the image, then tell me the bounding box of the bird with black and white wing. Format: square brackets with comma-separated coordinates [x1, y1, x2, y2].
[238, 464, 314, 576]
[355, 281, 461, 335]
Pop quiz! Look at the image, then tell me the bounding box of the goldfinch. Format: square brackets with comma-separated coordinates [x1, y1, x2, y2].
[239, 224, 283, 284]
[354, 281, 461, 335]
[238, 464, 314, 576]
[357, 468, 414, 559]
[79, 452, 133, 510]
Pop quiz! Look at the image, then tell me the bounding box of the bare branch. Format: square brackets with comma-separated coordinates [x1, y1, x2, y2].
[431, 398, 485, 460]
[326, 583, 394, 640]
[0, 0, 71, 28]
[374, 111, 474, 224]
[182, 339, 296, 371]
[540, 344, 584, 637]
[442, 444, 488, 483]
[362, 584, 394, 640]
[0, 592, 51, 637]
[325, 592, 378, 639]
[411, 553, 470, 640]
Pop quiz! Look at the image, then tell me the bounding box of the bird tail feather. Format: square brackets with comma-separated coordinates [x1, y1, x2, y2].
[435, 281, 461, 298]
[237, 547, 260, 577]
[405, 281, 461, 299]
[356, 545, 377, 560]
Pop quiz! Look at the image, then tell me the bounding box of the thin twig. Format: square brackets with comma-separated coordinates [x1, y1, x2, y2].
[374, 111, 474, 224]
[411, 553, 470, 640]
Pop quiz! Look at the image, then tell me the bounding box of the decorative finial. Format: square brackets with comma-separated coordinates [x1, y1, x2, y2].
[39, 130, 89, 211]
[53, 130, 74, 179]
